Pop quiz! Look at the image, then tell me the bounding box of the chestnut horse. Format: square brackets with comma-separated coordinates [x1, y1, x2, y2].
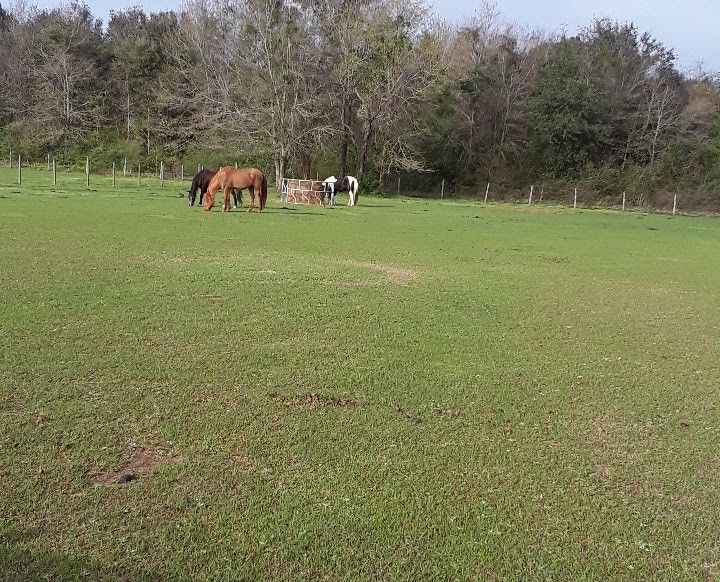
[204, 167, 268, 212]
[188, 169, 242, 207]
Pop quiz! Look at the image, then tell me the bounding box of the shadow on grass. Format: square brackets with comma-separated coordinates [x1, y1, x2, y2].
[0, 544, 163, 582]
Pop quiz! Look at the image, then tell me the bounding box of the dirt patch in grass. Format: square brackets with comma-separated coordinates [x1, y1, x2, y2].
[627, 482, 665, 500]
[694, 455, 720, 480]
[588, 411, 620, 447]
[343, 260, 418, 283]
[271, 392, 359, 409]
[587, 412, 669, 501]
[394, 406, 463, 425]
[587, 411, 623, 485]
[326, 279, 383, 287]
[93, 443, 182, 486]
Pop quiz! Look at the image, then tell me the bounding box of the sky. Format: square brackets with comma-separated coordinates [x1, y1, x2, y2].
[444, 0, 720, 74]
[30, 0, 720, 73]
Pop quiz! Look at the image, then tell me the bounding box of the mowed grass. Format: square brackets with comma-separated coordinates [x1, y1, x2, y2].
[1, 166, 719, 580]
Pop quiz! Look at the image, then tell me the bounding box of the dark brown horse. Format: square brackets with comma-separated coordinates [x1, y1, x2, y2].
[204, 167, 268, 212]
[188, 169, 242, 207]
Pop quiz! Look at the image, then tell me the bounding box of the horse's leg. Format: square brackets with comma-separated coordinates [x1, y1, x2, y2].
[232, 190, 238, 209]
[248, 187, 255, 213]
[223, 187, 232, 212]
[257, 180, 262, 211]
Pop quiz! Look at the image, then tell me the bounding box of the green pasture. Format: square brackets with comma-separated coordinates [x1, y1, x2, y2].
[1, 166, 719, 580]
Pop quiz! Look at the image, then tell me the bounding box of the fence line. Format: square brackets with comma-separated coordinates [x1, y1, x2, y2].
[1, 154, 195, 185]
[1, 151, 691, 215]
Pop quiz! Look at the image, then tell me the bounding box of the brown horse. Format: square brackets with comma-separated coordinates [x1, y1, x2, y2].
[204, 167, 268, 212]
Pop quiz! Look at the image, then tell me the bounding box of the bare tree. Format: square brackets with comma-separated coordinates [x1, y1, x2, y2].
[28, 3, 107, 150]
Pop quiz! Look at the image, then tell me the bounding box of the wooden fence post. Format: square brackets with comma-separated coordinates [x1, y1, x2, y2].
[484, 182, 490, 204]
[47, 153, 50, 170]
[138, 165, 141, 186]
[622, 191, 626, 211]
[672, 193, 677, 216]
[17, 156, 21, 185]
[123, 158, 127, 177]
[9, 150, 12, 169]
[528, 184, 534, 205]
[574, 187, 577, 209]
[160, 161, 164, 187]
[441, 179, 445, 200]
[112, 162, 116, 187]
[86, 157, 90, 188]
[52, 159, 56, 187]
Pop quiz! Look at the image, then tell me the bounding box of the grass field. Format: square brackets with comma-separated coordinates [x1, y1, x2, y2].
[1, 166, 719, 580]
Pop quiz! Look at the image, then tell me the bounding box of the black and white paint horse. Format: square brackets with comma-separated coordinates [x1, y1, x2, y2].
[188, 169, 242, 208]
[322, 175, 359, 206]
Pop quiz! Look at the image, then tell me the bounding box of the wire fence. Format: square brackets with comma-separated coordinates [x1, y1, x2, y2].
[1, 151, 709, 216]
[389, 175, 708, 215]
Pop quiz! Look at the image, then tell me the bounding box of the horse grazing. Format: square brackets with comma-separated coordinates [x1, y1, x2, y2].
[204, 167, 268, 212]
[188, 169, 242, 208]
[322, 175, 359, 206]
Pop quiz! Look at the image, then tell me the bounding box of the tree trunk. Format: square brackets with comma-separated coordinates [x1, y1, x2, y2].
[300, 152, 311, 179]
[275, 153, 288, 187]
[126, 75, 131, 140]
[358, 118, 372, 176]
[339, 95, 350, 176]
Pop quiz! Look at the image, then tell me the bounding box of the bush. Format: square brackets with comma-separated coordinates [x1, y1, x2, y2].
[358, 174, 385, 197]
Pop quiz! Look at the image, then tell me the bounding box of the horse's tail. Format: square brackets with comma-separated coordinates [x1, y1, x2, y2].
[351, 176, 359, 205]
[260, 173, 268, 211]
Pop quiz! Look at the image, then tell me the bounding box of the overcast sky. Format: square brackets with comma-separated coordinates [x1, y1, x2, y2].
[32, 0, 720, 73]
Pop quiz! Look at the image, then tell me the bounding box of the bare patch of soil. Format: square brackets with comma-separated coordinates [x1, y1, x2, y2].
[326, 279, 382, 287]
[271, 392, 359, 409]
[587, 411, 623, 485]
[343, 260, 418, 283]
[93, 443, 181, 485]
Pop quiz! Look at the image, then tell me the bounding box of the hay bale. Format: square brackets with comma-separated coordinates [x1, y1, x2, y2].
[285, 178, 325, 205]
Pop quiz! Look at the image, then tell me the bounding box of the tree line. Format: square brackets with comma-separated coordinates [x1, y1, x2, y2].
[0, 0, 718, 208]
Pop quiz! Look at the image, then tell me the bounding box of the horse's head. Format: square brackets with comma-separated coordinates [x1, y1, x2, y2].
[204, 190, 215, 210]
